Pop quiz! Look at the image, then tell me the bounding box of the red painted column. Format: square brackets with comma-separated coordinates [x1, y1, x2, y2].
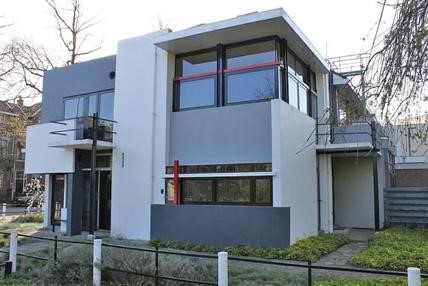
[173, 160, 180, 205]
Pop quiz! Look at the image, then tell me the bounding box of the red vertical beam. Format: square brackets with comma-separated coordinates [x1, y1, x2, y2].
[173, 160, 180, 205]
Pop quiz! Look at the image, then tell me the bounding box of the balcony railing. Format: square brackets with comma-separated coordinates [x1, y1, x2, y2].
[315, 120, 391, 152]
[50, 115, 116, 143]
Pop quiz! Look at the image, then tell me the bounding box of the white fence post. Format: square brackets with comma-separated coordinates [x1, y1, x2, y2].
[2, 203, 6, 218]
[408, 267, 421, 286]
[93, 239, 102, 286]
[9, 231, 17, 273]
[218, 251, 228, 286]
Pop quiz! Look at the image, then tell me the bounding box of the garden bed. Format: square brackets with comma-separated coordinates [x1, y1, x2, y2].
[349, 228, 428, 272]
[150, 233, 350, 262]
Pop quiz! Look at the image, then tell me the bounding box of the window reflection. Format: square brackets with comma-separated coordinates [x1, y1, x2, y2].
[226, 69, 276, 103]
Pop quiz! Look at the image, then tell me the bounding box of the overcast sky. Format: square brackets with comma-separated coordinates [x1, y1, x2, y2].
[2, 0, 394, 59]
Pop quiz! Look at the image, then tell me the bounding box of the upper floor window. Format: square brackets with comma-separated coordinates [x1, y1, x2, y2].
[224, 40, 279, 104]
[173, 38, 281, 111]
[287, 50, 317, 118]
[174, 51, 217, 110]
[64, 96, 84, 119]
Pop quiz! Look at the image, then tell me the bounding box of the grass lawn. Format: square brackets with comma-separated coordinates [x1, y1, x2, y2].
[315, 277, 428, 286]
[150, 233, 350, 262]
[0, 214, 43, 247]
[349, 228, 428, 272]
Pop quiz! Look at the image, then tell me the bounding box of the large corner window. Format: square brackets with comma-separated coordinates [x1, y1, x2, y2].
[173, 38, 281, 111]
[225, 40, 279, 104]
[63, 90, 114, 141]
[174, 51, 217, 110]
[287, 51, 310, 114]
[166, 176, 272, 206]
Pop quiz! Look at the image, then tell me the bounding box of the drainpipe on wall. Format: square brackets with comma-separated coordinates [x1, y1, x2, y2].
[371, 121, 380, 231]
[173, 160, 180, 205]
[316, 157, 321, 233]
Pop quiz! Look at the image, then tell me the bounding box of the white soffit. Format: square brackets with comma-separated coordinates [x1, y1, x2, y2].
[154, 8, 329, 73]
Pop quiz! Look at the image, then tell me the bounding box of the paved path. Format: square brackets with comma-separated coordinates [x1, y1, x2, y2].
[317, 242, 367, 267]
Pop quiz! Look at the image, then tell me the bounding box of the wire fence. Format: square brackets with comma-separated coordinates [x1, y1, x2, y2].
[0, 231, 426, 285]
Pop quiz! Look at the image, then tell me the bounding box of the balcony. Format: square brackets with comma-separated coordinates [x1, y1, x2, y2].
[316, 121, 378, 153]
[48, 116, 116, 150]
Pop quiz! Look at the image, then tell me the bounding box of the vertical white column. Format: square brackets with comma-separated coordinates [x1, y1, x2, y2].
[2, 203, 6, 217]
[408, 267, 421, 286]
[93, 239, 102, 286]
[9, 231, 17, 273]
[218, 251, 228, 286]
[43, 174, 50, 228]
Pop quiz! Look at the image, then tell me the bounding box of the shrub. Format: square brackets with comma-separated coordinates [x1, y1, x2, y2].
[149, 233, 350, 262]
[349, 228, 428, 272]
[316, 277, 428, 286]
[28, 243, 216, 285]
[11, 213, 44, 224]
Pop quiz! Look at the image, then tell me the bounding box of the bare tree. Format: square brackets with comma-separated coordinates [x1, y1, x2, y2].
[363, 0, 428, 122]
[45, 0, 102, 65]
[1, 0, 101, 101]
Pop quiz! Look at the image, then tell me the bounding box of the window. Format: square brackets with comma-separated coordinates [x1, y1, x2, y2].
[217, 178, 251, 203]
[165, 163, 272, 174]
[165, 176, 272, 205]
[173, 38, 281, 110]
[255, 178, 272, 203]
[176, 78, 216, 109]
[63, 90, 114, 141]
[64, 96, 84, 119]
[225, 40, 279, 104]
[182, 179, 213, 203]
[174, 51, 217, 110]
[226, 69, 276, 103]
[287, 50, 315, 115]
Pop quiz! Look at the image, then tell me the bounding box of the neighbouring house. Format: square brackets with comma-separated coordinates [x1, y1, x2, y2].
[391, 115, 428, 187]
[24, 8, 393, 247]
[0, 97, 40, 200]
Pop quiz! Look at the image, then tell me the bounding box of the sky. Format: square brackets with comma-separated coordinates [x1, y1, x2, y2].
[1, 0, 397, 104]
[2, 0, 394, 59]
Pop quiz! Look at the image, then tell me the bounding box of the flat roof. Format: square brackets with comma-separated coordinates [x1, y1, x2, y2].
[154, 8, 329, 73]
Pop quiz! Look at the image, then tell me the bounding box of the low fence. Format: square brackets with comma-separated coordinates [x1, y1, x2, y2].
[0, 231, 426, 285]
[0, 203, 42, 217]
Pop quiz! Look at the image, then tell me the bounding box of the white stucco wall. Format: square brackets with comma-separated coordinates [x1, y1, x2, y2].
[333, 156, 374, 229]
[25, 123, 75, 174]
[111, 31, 169, 240]
[318, 154, 334, 233]
[272, 99, 318, 243]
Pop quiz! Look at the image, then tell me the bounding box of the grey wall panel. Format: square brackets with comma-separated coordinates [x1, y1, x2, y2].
[151, 204, 290, 248]
[41, 55, 116, 123]
[169, 102, 272, 165]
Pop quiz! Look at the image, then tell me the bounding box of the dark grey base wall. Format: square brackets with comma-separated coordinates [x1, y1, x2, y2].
[151, 205, 290, 248]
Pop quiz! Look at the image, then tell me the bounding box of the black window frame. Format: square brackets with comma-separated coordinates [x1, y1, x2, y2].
[173, 48, 218, 112]
[165, 176, 273, 206]
[173, 36, 282, 112]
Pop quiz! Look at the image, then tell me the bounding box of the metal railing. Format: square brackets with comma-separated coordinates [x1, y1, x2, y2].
[0, 231, 426, 285]
[316, 120, 375, 146]
[0, 232, 218, 285]
[0, 204, 42, 217]
[50, 115, 117, 142]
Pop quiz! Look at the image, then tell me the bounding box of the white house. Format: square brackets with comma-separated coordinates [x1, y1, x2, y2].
[25, 8, 392, 247]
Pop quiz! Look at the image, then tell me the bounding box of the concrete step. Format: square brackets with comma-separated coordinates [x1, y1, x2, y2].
[385, 198, 428, 205]
[385, 210, 428, 217]
[384, 192, 428, 199]
[385, 205, 428, 211]
[385, 187, 428, 192]
[385, 216, 428, 224]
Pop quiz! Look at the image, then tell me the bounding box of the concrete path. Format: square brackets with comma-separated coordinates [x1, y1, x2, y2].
[317, 242, 366, 266]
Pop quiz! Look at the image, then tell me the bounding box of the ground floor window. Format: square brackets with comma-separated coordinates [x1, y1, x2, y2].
[165, 176, 272, 205]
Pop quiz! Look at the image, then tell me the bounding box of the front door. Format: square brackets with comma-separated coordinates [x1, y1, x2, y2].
[82, 170, 111, 231]
[51, 174, 65, 225]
